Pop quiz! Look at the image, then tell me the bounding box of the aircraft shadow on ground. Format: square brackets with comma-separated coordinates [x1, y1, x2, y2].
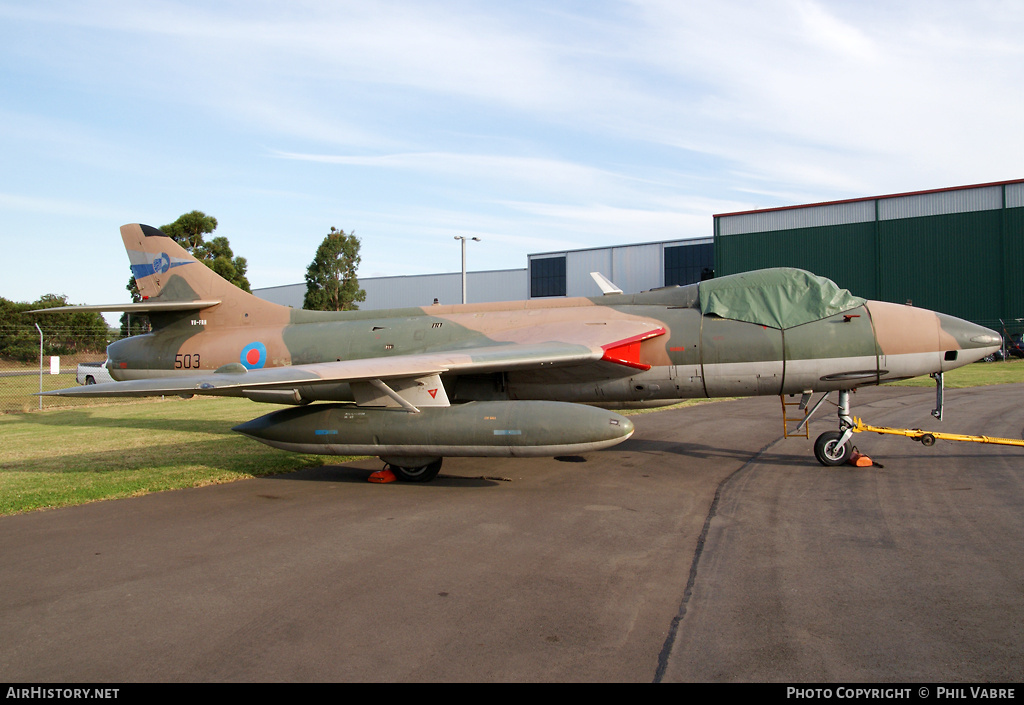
[268, 463, 507, 488]
[619, 437, 764, 462]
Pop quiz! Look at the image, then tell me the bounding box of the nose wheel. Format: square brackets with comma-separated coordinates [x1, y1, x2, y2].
[814, 430, 853, 466]
[813, 389, 856, 467]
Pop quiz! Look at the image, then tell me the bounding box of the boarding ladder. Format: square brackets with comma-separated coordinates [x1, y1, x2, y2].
[780, 393, 812, 439]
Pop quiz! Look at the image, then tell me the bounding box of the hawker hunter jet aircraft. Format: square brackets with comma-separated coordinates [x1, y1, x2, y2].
[40, 224, 1001, 481]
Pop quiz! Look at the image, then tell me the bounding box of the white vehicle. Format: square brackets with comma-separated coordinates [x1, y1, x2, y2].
[77, 362, 113, 386]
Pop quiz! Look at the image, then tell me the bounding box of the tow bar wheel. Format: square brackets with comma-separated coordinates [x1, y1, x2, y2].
[814, 431, 852, 466]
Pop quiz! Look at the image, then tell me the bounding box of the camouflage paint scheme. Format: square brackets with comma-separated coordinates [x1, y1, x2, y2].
[42, 224, 1001, 479]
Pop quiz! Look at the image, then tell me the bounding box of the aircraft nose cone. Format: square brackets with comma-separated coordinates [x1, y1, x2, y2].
[937, 313, 1001, 350]
[934, 312, 1001, 370]
[969, 328, 1002, 348]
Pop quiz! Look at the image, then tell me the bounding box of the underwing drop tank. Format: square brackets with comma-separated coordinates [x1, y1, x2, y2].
[233, 400, 634, 459]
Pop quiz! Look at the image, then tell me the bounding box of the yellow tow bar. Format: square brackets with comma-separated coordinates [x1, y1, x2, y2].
[851, 417, 1024, 448]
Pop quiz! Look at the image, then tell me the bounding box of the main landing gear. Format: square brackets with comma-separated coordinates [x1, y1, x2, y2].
[382, 457, 444, 482]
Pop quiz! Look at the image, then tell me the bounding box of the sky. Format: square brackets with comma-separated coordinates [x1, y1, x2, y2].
[3, 0, 1023, 320]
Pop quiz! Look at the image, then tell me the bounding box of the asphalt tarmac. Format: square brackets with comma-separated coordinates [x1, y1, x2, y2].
[2, 384, 1022, 682]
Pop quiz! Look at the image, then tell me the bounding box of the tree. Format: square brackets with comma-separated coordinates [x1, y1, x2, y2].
[158, 211, 250, 292]
[1, 294, 108, 361]
[160, 210, 219, 251]
[303, 227, 366, 311]
[193, 236, 250, 292]
[30, 294, 109, 355]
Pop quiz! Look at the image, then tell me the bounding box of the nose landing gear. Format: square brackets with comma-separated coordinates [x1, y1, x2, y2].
[807, 373, 961, 465]
[813, 389, 855, 466]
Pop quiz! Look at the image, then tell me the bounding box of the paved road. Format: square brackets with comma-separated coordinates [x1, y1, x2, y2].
[1, 384, 1021, 682]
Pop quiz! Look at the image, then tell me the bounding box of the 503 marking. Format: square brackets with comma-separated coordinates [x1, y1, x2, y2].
[175, 353, 200, 369]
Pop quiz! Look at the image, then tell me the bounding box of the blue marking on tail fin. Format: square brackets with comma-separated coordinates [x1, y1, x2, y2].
[130, 251, 195, 280]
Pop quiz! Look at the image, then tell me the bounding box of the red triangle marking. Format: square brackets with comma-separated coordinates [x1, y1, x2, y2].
[427, 389, 438, 398]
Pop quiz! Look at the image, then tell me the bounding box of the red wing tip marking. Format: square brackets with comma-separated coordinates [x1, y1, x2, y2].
[600, 327, 666, 371]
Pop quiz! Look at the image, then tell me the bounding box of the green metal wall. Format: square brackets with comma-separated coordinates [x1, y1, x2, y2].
[714, 206, 1024, 335]
[1004, 207, 1024, 328]
[713, 221, 877, 299]
[876, 211, 1002, 323]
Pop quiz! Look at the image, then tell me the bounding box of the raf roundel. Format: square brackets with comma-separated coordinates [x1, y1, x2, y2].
[240, 341, 267, 370]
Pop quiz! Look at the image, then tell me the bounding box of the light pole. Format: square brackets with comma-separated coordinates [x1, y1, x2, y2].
[454, 236, 481, 304]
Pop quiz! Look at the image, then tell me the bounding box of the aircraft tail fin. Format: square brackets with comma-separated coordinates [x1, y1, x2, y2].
[121, 223, 290, 327]
[590, 272, 623, 295]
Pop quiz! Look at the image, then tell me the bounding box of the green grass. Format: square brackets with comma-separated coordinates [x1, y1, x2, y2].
[885, 357, 1024, 388]
[0, 372, 173, 413]
[0, 397, 350, 515]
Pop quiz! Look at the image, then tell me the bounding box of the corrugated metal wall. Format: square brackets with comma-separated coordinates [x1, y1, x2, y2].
[1003, 206, 1024, 324]
[876, 210, 1003, 323]
[717, 200, 875, 236]
[365, 269, 528, 309]
[255, 283, 305, 308]
[715, 180, 1024, 332]
[1007, 182, 1024, 208]
[531, 238, 710, 298]
[255, 269, 528, 310]
[714, 222, 877, 298]
[878, 185, 1002, 219]
[563, 248, 612, 296]
[606, 243, 664, 295]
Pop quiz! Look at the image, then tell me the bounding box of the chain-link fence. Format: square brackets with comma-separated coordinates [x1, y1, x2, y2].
[0, 358, 104, 413]
[1, 321, 125, 413]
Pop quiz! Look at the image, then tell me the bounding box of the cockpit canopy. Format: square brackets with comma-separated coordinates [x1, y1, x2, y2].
[699, 268, 865, 330]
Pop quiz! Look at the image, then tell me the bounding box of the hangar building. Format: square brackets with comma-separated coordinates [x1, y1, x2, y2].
[255, 237, 713, 309]
[254, 179, 1022, 336]
[714, 179, 1024, 334]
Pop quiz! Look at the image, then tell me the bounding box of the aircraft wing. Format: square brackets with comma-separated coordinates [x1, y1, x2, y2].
[42, 323, 665, 407]
[29, 301, 221, 314]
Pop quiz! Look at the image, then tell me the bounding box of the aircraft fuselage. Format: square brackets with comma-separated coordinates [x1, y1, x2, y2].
[104, 282, 999, 406]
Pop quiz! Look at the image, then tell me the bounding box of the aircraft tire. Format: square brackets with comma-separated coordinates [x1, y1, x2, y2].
[814, 431, 852, 467]
[389, 458, 443, 483]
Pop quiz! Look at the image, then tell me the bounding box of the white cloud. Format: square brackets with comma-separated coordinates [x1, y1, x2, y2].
[2, 0, 1024, 303]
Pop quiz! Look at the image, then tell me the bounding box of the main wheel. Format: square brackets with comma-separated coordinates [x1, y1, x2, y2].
[389, 458, 443, 483]
[814, 431, 852, 466]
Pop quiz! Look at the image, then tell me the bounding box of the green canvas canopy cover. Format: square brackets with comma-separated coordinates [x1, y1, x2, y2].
[698, 268, 865, 330]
